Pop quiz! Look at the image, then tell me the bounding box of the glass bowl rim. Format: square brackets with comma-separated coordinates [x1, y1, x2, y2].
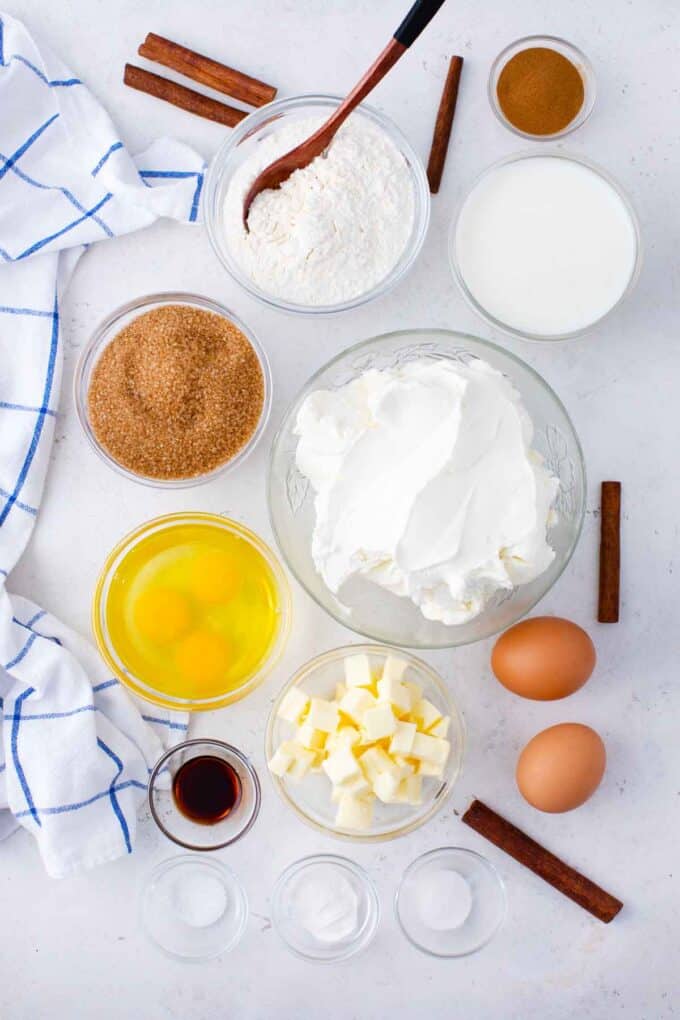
[488, 34, 597, 141]
[92, 511, 292, 711]
[394, 845, 508, 958]
[267, 328, 586, 647]
[73, 291, 273, 488]
[140, 852, 249, 960]
[202, 92, 431, 317]
[449, 149, 643, 342]
[271, 852, 380, 963]
[264, 643, 466, 842]
[147, 738, 262, 850]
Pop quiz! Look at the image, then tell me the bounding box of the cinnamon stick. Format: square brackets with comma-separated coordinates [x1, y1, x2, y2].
[462, 799, 623, 923]
[598, 481, 621, 623]
[123, 64, 247, 127]
[427, 55, 464, 194]
[138, 33, 276, 108]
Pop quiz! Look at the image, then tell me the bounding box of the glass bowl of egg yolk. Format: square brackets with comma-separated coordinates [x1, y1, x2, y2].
[92, 512, 291, 711]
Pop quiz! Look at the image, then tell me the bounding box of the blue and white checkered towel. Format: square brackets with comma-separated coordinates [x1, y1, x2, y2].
[0, 13, 205, 877]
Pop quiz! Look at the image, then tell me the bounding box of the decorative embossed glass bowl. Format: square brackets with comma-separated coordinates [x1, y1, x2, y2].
[203, 94, 430, 316]
[268, 330, 585, 648]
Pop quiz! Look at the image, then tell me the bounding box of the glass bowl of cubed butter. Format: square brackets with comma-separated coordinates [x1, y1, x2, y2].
[265, 645, 464, 841]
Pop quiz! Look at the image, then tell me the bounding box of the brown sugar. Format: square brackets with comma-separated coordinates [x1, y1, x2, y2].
[88, 304, 264, 480]
[496, 47, 585, 136]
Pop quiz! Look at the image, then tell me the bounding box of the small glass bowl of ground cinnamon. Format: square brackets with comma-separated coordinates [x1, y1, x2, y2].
[75, 293, 271, 487]
[489, 36, 596, 140]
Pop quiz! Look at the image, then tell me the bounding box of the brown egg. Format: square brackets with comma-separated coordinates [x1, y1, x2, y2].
[491, 617, 596, 701]
[516, 723, 606, 813]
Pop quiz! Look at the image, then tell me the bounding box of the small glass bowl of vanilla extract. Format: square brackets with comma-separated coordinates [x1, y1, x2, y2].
[148, 739, 261, 851]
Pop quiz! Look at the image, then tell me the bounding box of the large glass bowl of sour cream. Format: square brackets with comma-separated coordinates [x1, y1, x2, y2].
[450, 151, 641, 341]
[268, 330, 585, 649]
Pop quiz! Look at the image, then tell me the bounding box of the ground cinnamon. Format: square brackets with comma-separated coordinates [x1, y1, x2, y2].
[88, 305, 264, 480]
[496, 46, 584, 136]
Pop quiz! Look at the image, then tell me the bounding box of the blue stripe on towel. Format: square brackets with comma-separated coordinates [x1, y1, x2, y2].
[92, 678, 119, 693]
[97, 738, 132, 853]
[0, 305, 55, 317]
[0, 485, 36, 516]
[10, 687, 41, 826]
[0, 294, 58, 526]
[0, 112, 59, 182]
[141, 714, 189, 732]
[10, 54, 81, 87]
[0, 155, 114, 239]
[16, 192, 113, 259]
[13, 779, 147, 818]
[0, 400, 57, 417]
[91, 140, 123, 176]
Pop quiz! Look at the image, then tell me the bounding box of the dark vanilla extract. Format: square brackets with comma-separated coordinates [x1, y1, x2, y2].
[172, 755, 241, 825]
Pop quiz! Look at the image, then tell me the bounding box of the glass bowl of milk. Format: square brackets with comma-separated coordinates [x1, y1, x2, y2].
[450, 151, 641, 341]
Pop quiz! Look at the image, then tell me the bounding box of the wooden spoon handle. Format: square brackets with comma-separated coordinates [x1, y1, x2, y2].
[309, 0, 448, 150]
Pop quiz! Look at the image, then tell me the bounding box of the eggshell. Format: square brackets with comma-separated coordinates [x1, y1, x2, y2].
[491, 617, 596, 701]
[516, 723, 606, 813]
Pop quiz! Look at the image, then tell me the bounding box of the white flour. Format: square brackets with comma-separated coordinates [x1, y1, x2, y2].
[223, 115, 415, 306]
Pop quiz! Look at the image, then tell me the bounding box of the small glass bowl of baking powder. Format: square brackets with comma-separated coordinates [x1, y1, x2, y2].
[203, 94, 430, 316]
[74, 292, 272, 488]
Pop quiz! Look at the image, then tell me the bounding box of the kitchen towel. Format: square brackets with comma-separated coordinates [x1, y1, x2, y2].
[0, 12, 203, 877]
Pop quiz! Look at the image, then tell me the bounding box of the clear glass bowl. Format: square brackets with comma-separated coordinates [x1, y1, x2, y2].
[202, 94, 430, 316]
[74, 292, 272, 488]
[268, 330, 586, 648]
[396, 847, 506, 957]
[265, 645, 465, 842]
[92, 512, 291, 711]
[148, 739, 261, 850]
[272, 854, 380, 963]
[450, 151, 642, 342]
[489, 35, 596, 140]
[141, 854, 248, 960]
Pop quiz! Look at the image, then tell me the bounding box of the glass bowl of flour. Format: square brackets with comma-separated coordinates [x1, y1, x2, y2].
[203, 94, 430, 315]
[268, 330, 586, 649]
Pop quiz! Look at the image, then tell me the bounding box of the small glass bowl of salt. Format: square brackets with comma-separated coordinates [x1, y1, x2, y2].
[272, 854, 379, 963]
[141, 855, 248, 961]
[395, 847, 506, 957]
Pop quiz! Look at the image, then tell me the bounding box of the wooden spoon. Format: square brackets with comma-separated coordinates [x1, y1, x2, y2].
[243, 0, 448, 226]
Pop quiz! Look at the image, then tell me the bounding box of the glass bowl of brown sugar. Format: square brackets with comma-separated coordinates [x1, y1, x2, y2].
[74, 293, 272, 488]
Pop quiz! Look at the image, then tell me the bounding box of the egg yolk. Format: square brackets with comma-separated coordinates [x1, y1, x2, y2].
[133, 587, 191, 645]
[175, 629, 231, 686]
[186, 550, 241, 604]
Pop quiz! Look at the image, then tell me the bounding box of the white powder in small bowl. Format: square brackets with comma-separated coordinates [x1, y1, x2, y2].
[222, 115, 415, 307]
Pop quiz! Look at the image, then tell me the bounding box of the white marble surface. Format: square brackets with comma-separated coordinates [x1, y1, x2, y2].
[2, 1, 678, 1017]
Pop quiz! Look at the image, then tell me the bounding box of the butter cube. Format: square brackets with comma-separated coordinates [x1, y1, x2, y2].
[397, 774, 423, 805]
[330, 774, 371, 802]
[295, 722, 326, 750]
[362, 703, 397, 741]
[413, 698, 443, 732]
[335, 682, 347, 701]
[277, 686, 310, 724]
[377, 674, 412, 717]
[382, 655, 408, 684]
[373, 771, 401, 804]
[322, 747, 362, 786]
[410, 732, 450, 765]
[326, 724, 361, 755]
[344, 653, 373, 688]
[339, 687, 376, 724]
[417, 759, 445, 778]
[307, 697, 340, 733]
[359, 745, 401, 783]
[268, 741, 296, 777]
[286, 747, 316, 782]
[335, 793, 374, 831]
[404, 680, 424, 710]
[428, 715, 450, 739]
[392, 755, 415, 777]
[389, 720, 417, 756]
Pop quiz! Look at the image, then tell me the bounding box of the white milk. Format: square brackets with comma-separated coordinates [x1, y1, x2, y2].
[455, 156, 637, 337]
